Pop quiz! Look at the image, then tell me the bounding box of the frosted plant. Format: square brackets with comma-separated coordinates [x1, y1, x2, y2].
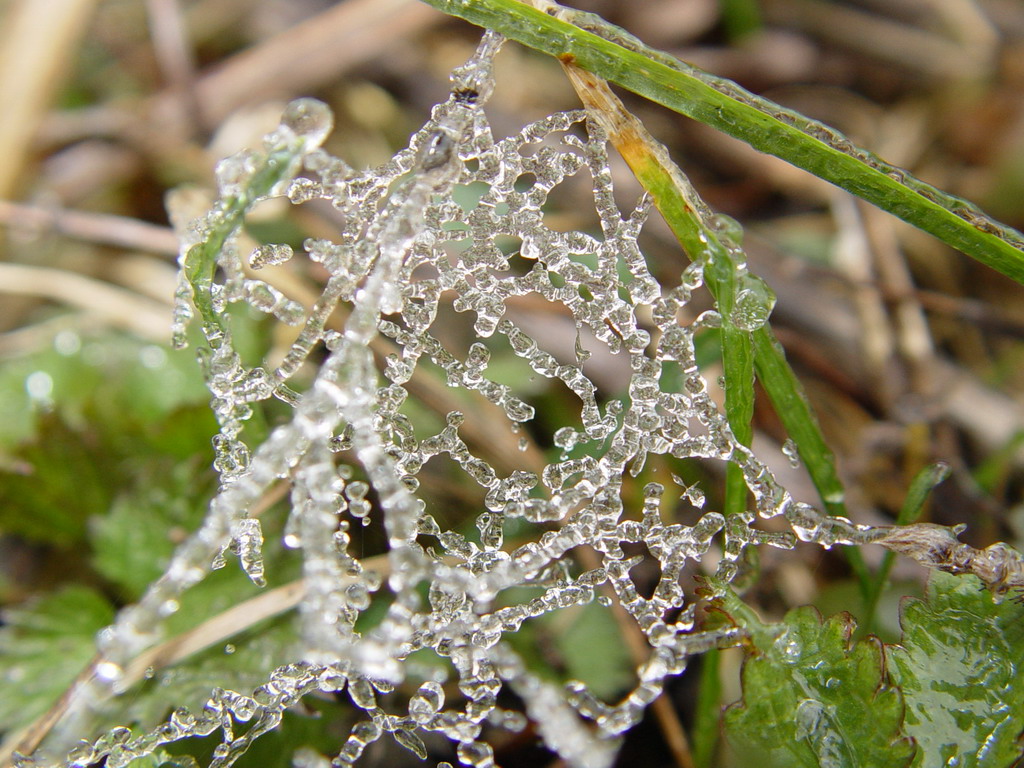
[17, 30, 1018, 768]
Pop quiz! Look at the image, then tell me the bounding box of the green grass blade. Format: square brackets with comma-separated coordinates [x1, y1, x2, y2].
[897, 461, 952, 526]
[420, 0, 1024, 285]
[691, 648, 722, 768]
[749, 327, 844, 512]
[863, 462, 950, 628]
[556, 61, 872, 595]
[183, 137, 311, 333]
[722, 324, 754, 519]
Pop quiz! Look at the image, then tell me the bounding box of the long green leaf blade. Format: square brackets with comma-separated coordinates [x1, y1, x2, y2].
[420, 0, 1024, 285]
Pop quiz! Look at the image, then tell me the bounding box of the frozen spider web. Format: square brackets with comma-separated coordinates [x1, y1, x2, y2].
[28, 31, 918, 768]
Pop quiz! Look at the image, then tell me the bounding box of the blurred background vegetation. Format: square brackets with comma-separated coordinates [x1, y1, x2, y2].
[1, 1, 1023, 766]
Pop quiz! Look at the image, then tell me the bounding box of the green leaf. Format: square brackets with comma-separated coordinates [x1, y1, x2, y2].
[0, 414, 119, 545]
[419, 0, 1024, 286]
[183, 137, 311, 334]
[0, 586, 114, 733]
[891, 571, 1024, 768]
[721, 596, 914, 768]
[120, 614, 298, 729]
[0, 332, 210, 451]
[0, 331, 215, 549]
[554, 600, 633, 700]
[89, 462, 213, 600]
[896, 463, 952, 527]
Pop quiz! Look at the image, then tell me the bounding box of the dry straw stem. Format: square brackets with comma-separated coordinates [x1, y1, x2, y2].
[760, 0, 997, 80]
[0, 264, 171, 343]
[0, 0, 101, 198]
[169, 0, 443, 129]
[0, 201, 179, 257]
[145, 0, 202, 141]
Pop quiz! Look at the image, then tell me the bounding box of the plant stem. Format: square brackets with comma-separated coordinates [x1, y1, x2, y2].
[691, 648, 723, 768]
[419, 0, 1024, 286]
[863, 462, 950, 627]
[556, 54, 874, 598]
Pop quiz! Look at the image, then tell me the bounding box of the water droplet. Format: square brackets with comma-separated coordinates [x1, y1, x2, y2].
[730, 274, 776, 332]
[66, 743, 96, 767]
[287, 177, 323, 203]
[708, 213, 744, 246]
[794, 698, 825, 740]
[394, 729, 428, 759]
[409, 681, 445, 723]
[782, 439, 801, 468]
[281, 98, 334, 146]
[774, 631, 802, 662]
[681, 260, 704, 291]
[95, 661, 123, 685]
[456, 741, 495, 768]
[249, 243, 294, 269]
[823, 489, 845, 505]
[215, 149, 257, 198]
[54, 330, 81, 356]
[25, 370, 53, 403]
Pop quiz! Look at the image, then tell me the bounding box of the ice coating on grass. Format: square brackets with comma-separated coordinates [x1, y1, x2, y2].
[31, 30, 895, 768]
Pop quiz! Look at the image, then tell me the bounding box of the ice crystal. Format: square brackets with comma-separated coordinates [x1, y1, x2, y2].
[27, 31, 923, 768]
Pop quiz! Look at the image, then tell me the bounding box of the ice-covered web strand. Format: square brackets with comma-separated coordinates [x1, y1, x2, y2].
[22, 28, 1020, 768]
[10, 98, 338, 765]
[290, 33, 507, 674]
[42, 45, 839, 768]
[21, 33, 504, 766]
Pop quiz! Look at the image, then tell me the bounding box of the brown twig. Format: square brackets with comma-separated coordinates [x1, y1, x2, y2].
[145, 0, 203, 142]
[0, 0, 101, 197]
[0, 263, 172, 342]
[0, 200, 179, 256]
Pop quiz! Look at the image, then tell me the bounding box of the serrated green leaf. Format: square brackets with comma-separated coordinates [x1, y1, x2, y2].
[89, 462, 213, 600]
[0, 332, 210, 451]
[0, 331, 215, 549]
[722, 599, 914, 768]
[0, 414, 118, 545]
[0, 585, 114, 733]
[890, 571, 1024, 768]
